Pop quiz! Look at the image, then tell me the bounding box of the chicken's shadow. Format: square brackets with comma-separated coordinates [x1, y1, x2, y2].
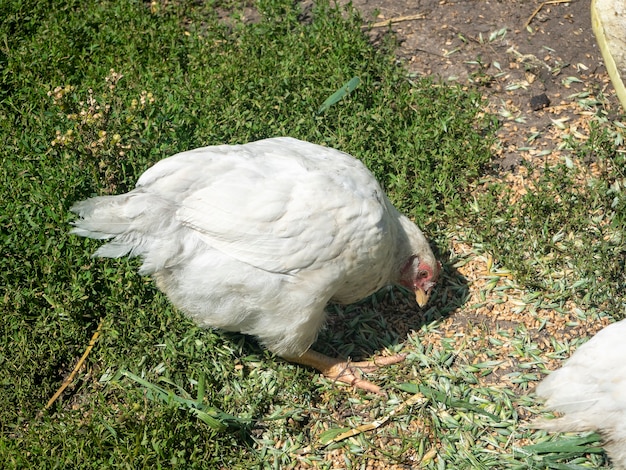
[315, 253, 469, 361]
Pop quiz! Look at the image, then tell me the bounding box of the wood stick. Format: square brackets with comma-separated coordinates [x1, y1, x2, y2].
[298, 392, 427, 454]
[44, 319, 104, 410]
[525, 0, 572, 28]
[365, 14, 426, 30]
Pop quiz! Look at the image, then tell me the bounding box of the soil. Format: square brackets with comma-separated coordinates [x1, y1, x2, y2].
[347, 0, 620, 170]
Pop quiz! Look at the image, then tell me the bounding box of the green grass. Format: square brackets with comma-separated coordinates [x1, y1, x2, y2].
[0, 0, 624, 468]
[467, 120, 626, 314]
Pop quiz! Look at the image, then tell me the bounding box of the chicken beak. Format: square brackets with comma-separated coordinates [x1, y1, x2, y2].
[415, 288, 430, 308]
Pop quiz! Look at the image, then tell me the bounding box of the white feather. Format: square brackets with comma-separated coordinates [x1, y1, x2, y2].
[535, 319, 626, 468]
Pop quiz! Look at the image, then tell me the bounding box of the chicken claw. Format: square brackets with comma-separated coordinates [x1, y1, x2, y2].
[287, 349, 406, 395]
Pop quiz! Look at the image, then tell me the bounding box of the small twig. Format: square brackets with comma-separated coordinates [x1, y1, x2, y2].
[446, 25, 482, 45]
[364, 14, 426, 30]
[44, 319, 104, 410]
[322, 392, 425, 445]
[298, 392, 426, 454]
[525, 0, 572, 28]
[413, 48, 445, 59]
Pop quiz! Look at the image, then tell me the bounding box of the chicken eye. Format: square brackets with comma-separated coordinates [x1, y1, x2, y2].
[418, 270, 428, 279]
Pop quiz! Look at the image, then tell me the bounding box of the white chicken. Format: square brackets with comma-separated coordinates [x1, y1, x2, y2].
[71, 137, 440, 394]
[535, 319, 626, 468]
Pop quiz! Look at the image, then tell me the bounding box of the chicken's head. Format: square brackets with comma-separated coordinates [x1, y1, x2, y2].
[399, 256, 441, 307]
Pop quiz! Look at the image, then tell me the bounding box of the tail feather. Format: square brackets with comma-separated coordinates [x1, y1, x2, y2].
[92, 241, 136, 258]
[70, 192, 176, 264]
[70, 196, 135, 240]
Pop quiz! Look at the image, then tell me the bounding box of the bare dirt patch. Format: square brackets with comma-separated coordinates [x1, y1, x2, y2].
[351, 0, 620, 170]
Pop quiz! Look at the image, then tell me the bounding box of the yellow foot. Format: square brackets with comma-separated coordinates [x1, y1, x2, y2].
[286, 349, 406, 395]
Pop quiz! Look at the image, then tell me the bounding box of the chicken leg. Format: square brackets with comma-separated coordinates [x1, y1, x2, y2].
[286, 349, 406, 395]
